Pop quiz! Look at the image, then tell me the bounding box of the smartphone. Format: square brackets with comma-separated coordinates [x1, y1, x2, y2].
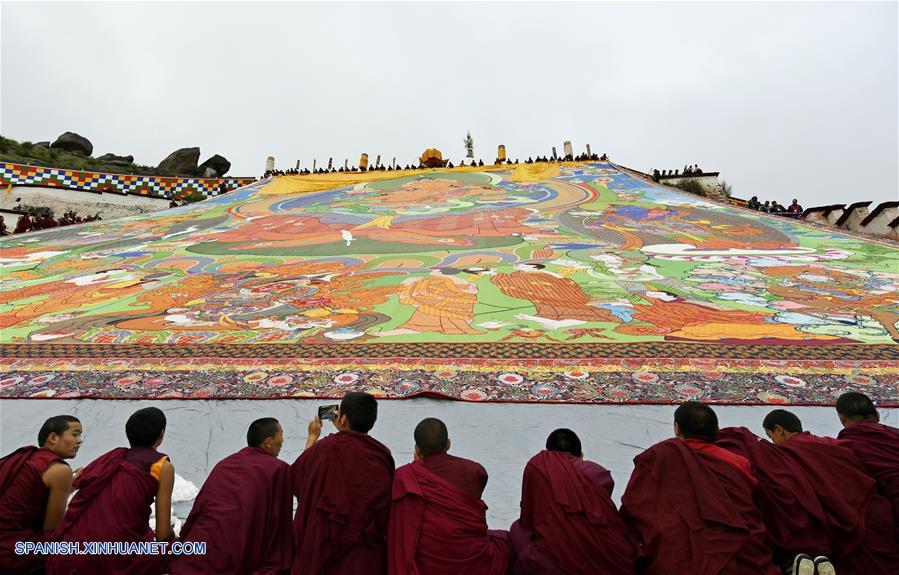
[318, 405, 339, 421]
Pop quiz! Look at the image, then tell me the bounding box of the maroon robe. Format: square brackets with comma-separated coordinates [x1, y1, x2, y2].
[0, 446, 65, 575]
[14, 215, 33, 234]
[716, 427, 830, 561]
[419, 452, 487, 501]
[776, 432, 899, 575]
[388, 460, 509, 575]
[46, 447, 172, 575]
[291, 430, 394, 575]
[620, 438, 778, 575]
[838, 421, 899, 538]
[170, 446, 293, 575]
[510, 451, 639, 575]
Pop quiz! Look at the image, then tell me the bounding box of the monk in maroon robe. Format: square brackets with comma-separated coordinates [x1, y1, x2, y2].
[763, 409, 899, 575]
[47, 407, 175, 575]
[716, 426, 831, 570]
[835, 392, 899, 536]
[621, 402, 779, 575]
[510, 428, 639, 575]
[388, 418, 509, 575]
[170, 417, 293, 575]
[291, 392, 394, 575]
[0, 415, 82, 575]
[14, 214, 33, 234]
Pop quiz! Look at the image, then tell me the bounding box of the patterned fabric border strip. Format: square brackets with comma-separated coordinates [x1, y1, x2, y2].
[2, 343, 896, 360]
[1, 162, 254, 197]
[1, 357, 895, 405]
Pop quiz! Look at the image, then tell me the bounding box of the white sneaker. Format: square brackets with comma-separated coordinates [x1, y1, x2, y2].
[792, 554, 815, 575]
[814, 556, 836, 575]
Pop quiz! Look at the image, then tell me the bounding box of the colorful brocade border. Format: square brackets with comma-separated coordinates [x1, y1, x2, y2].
[1, 343, 896, 405]
[1, 161, 254, 198]
[3, 342, 896, 360]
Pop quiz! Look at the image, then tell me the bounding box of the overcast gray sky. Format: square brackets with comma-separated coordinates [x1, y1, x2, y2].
[2, 1, 896, 207]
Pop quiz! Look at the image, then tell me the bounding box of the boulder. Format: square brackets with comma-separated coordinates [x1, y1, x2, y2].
[157, 147, 201, 174]
[50, 132, 93, 155]
[202, 167, 218, 178]
[97, 153, 134, 165]
[198, 154, 231, 177]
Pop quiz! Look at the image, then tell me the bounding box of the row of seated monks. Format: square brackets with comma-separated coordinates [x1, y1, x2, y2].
[1, 391, 897, 575]
[3, 210, 102, 236]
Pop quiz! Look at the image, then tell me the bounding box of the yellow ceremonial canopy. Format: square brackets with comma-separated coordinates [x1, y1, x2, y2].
[419, 148, 447, 167]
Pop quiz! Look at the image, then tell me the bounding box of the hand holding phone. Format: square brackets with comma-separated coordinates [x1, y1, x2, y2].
[307, 416, 322, 440]
[318, 405, 339, 421]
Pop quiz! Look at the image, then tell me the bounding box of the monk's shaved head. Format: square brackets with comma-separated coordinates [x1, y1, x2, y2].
[126, 407, 167, 448]
[414, 418, 449, 456]
[247, 418, 280, 447]
[339, 392, 378, 433]
[674, 401, 719, 442]
[38, 415, 80, 447]
[546, 428, 582, 457]
[836, 392, 878, 423]
[763, 409, 803, 433]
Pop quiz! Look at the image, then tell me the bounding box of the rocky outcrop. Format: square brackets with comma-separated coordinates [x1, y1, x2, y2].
[197, 154, 231, 177]
[97, 153, 134, 165]
[34, 141, 51, 148]
[157, 147, 201, 174]
[50, 132, 93, 155]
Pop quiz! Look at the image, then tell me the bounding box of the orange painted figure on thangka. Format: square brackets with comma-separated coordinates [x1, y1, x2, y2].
[353, 177, 508, 207]
[207, 210, 535, 250]
[589, 204, 795, 250]
[763, 265, 899, 342]
[0, 268, 152, 331]
[397, 273, 482, 335]
[112, 265, 401, 339]
[612, 289, 851, 344]
[491, 268, 614, 323]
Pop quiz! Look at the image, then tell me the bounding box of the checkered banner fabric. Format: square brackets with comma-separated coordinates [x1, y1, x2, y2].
[0, 162, 255, 198]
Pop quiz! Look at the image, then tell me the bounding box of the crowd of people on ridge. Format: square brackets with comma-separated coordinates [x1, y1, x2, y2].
[260, 153, 611, 179]
[651, 164, 703, 180]
[747, 196, 804, 216]
[262, 164, 418, 178]
[1, 206, 101, 236]
[1, 391, 897, 575]
[524, 152, 609, 164]
[650, 165, 805, 218]
[1, 181, 238, 237]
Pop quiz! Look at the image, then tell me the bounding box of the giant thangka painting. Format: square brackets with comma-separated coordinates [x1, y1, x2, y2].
[1, 163, 897, 404]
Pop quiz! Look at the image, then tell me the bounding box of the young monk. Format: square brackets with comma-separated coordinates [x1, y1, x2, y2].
[763, 409, 899, 574]
[170, 417, 293, 575]
[835, 392, 899, 536]
[291, 392, 394, 575]
[47, 407, 175, 575]
[0, 415, 82, 575]
[388, 418, 509, 575]
[509, 428, 639, 575]
[620, 402, 779, 575]
[716, 426, 831, 571]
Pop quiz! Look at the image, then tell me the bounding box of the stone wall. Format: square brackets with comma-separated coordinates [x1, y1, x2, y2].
[801, 201, 899, 240]
[657, 173, 726, 200]
[861, 203, 899, 237]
